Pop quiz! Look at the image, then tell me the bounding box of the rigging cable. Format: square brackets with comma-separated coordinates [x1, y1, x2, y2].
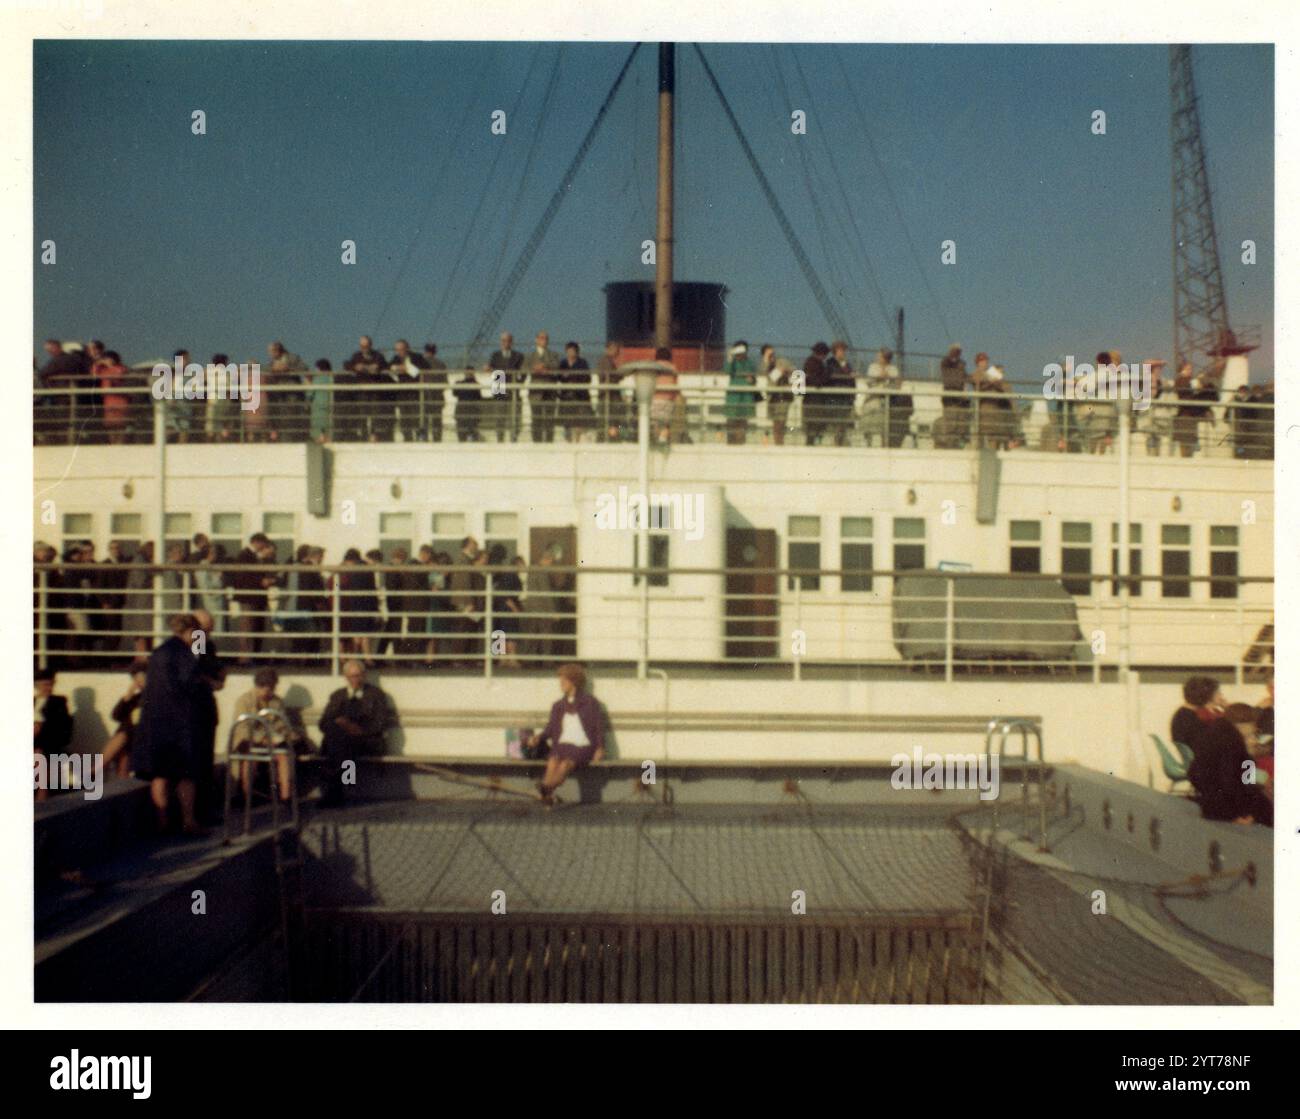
[430, 43, 545, 341]
[371, 46, 499, 341]
[464, 42, 643, 363]
[833, 47, 954, 343]
[787, 44, 896, 344]
[476, 44, 566, 334]
[693, 43, 853, 346]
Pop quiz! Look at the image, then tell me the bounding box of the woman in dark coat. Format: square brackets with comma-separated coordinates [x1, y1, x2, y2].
[133, 615, 212, 834]
[335, 548, 379, 661]
[527, 663, 606, 804]
[487, 543, 524, 667]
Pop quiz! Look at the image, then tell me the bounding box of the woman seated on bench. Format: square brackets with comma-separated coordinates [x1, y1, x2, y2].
[528, 663, 605, 804]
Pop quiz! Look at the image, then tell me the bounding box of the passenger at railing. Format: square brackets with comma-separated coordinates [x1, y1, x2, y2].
[486, 331, 525, 443]
[389, 339, 427, 444]
[1170, 674, 1224, 763]
[650, 346, 682, 444]
[93, 348, 130, 445]
[1189, 702, 1272, 827]
[448, 537, 483, 666]
[335, 548, 377, 664]
[103, 661, 147, 779]
[759, 343, 794, 445]
[1253, 675, 1274, 801]
[231, 667, 301, 807]
[202, 353, 236, 442]
[276, 544, 321, 660]
[265, 341, 309, 443]
[332, 357, 365, 444]
[824, 341, 856, 446]
[159, 541, 188, 617]
[425, 549, 457, 668]
[559, 341, 595, 443]
[1142, 359, 1171, 455]
[227, 533, 277, 664]
[487, 543, 524, 669]
[318, 660, 392, 807]
[1079, 350, 1121, 454]
[983, 365, 1018, 451]
[97, 540, 130, 658]
[33, 541, 65, 665]
[934, 344, 969, 449]
[307, 359, 334, 443]
[452, 370, 483, 442]
[419, 344, 448, 442]
[528, 330, 562, 443]
[801, 341, 832, 445]
[302, 545, 330, 655]
[528, 663, 606, 806]
[192, 542, 229, 635]
[860, 347, 892, 447]
[372, 546, 408, 665]
[344, 335, 390, 443]
[56, 542, 95, 663]
[34, 668, 74, 801]
[597, 340, 631, 442]
[1230, 381, 1274, 461]
[723, 340, 757, 445]
[364, 548, 394, 659]
[37, 339, 86, 443]
[168, 349, 204, 444]
[1172, 362, 1215, 458]
[119, 541, 154, 657]
[368, 343, 405, 443]
[134, 613, 215, 835]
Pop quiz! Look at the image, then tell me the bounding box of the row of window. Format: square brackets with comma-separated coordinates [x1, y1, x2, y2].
[53, 510, 1244, 600]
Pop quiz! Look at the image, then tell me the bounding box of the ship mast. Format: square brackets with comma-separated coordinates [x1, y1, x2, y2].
[654, 43, 675, 354]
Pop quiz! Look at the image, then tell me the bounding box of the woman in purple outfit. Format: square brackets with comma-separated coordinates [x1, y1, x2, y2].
[529, 663, 605, 804]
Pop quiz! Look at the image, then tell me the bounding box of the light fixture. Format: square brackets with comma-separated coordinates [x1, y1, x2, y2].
[906, 488, 917, 506]
[1172, 495, 1182, 512]
[121, 480, 134, 499]
[391, 480, 402, 500]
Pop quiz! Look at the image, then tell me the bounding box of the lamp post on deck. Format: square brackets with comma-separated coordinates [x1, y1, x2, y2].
[634, 365, 656, 680]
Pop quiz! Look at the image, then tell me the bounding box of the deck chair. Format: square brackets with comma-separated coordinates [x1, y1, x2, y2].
[1151, 734, 1191, 792]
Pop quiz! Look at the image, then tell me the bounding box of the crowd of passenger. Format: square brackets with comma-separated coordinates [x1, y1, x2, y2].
[34, 532, 575, 672]
[34, 333, 1274, 457]
[1170, 674, 1275, 828]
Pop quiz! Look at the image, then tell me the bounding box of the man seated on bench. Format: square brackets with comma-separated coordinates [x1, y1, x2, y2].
[527, 663, 605, 805]
[1189, 702, 1273, 827]
[318, 660, 391, 807]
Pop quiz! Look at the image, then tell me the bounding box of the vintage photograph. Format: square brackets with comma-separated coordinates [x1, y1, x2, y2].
[29, 33, 1275, 1010]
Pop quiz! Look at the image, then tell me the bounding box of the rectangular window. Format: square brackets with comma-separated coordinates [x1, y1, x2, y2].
[164, 512, 192, 559]
[1209, 525, 1239, 600]
[110, 513, 144, 560]
[1060, 522, 1092, 595]
[262, 512, 296, 563]
[893, 517, 926, 573]
[632, 533, 670, 588]
[1010, 520, 1042, 575]
[1161, 524, 1191, 598]
[841, 517, 873, 592]
[1110, 523, 1142, 597]
[485, 512, 520, 563]
[61, 512, 93, 538]
[211, 512, 243, 559]
[379, 512, 414, 561]
[431, 512, 468, 560]
[788, 516, 821, 591]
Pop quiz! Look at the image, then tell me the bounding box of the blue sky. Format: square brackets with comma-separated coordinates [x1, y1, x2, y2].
[33, 40, 1273, 381]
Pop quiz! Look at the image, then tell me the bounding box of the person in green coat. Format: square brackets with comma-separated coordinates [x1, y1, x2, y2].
[723, 340, 757, 444]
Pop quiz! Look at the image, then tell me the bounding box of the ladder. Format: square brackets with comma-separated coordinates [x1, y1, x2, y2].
[221, 708, 306, 998]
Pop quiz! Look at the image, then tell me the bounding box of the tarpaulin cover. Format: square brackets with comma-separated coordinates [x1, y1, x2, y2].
[892, 574, 1084, 662]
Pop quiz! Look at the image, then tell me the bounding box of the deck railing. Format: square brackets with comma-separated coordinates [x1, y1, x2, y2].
[32, 562, 1274, 682]
[32, 381, 1276, 460]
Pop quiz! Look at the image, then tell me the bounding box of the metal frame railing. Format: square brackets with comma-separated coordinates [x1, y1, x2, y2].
[222, 707, 300, 842]
[32, 562, 1273, 678]
[31, 381, 1276, 459]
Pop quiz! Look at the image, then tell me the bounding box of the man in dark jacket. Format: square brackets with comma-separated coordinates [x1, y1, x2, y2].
[390, 339, 427, 443]
[803, 342, 832, 444]
[937, 344, 970, 449]
[486, 331, 525, 442]
[227, 533, 277, 663]
[345, 335, 390, 442]
[420, 344, 449, 442]
[318, 661, 392, 806]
